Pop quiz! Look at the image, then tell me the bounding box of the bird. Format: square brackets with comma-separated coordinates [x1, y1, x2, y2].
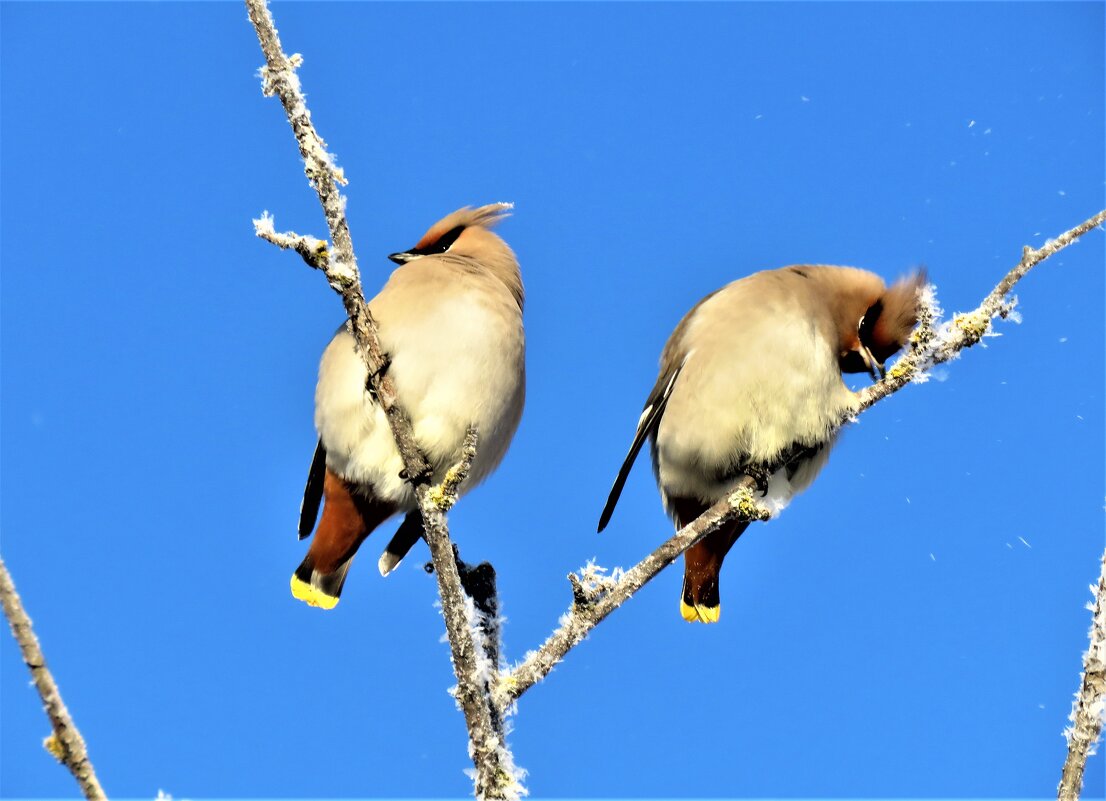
[292, 202, 525, 609]
[597, 265, 924, 623]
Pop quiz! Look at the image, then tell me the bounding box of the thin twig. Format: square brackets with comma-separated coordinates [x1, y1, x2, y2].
[498, 480, 768, 710]
[243, 1, 511, 795]
[1058, 548, 1106, 801]
[857, 209, 1106, 411]
[0, 557, 107, 801]
[253, 212, 329, 271]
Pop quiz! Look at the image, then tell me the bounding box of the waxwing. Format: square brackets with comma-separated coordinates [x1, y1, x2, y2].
[598, 265, 924, 623]
[292, 203, 525, 609]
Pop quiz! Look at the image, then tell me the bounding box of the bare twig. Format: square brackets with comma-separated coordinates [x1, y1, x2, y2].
[498, 480, 769, 710]
[244, 1, 512, 795]
[252, 212, 329, 270]
[0, 557, 106, 801]
[857, 209, 1106, 411]
[1058, 548, 1106, 801]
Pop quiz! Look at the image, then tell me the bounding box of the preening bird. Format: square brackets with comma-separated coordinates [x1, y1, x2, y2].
[598, 265, 924, 623]
[292, 203, 525, 609]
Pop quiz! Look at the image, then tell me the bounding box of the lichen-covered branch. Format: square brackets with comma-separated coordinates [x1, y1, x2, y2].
[420, 485, 523, 799]
[244, 1, 513, 796]
[1058, 548, 1106, 801]
[0, 557, 107, 801]
[498, 481, 769, 710]
[252, 211, 329, 271]
[430, 427, 479, 512]
[856, 209, 1106, 412]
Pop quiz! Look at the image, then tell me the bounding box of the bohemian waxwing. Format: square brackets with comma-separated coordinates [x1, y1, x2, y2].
[292, 203, 525, 609]
[598, 265, 924, 623]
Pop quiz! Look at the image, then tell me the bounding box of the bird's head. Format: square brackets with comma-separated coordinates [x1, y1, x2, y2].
[388, 202, 522, 309]
[836, 268, 927, 381]
[388, 202, 515, 265]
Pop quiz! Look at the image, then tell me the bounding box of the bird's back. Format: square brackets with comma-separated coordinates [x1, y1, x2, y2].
[653, 267, 860, 503]
[316, 257, 525, 508]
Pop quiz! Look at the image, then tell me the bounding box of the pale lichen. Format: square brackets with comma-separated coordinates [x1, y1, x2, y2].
[43, 731, 63, 762]
[953, 310, 991, 341]
[732, 485, 771, 521]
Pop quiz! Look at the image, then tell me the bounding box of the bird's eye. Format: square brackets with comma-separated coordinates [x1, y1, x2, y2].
[425, 225, 465, 255]
[858, 298, 884, 346]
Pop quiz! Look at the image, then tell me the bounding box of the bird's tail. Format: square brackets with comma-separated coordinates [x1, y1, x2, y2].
[291, 554, 353, 610]
[680, 521, 749, 624]
[291, 469, 397, 610]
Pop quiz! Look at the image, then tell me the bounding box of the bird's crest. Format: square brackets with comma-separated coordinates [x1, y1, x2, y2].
[414, 202, 514, 250]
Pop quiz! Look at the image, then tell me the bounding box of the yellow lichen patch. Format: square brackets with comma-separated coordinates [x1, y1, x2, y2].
[953, 311, 990, 340]
[430, 464, 467, 511]
[888, 361, 914, 381]
[732, 485, 769, 521]
[43, 732, 63, 761]
[290, 575, 338, 609]
[428, 484, 455, 512]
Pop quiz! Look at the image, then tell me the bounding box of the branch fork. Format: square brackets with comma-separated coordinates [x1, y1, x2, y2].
[245, 0, 1106, 794]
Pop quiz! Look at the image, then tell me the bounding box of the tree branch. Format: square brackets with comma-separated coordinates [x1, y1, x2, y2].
[244, 1, 514, 796]
[498, 209, 1105, 713]
[252, 211, 329, 271]
[1058, 548, 1106, 801]
[498, 480, 769, 709]
[0, 557, 107, 801]
[857, 209, 1106, 411]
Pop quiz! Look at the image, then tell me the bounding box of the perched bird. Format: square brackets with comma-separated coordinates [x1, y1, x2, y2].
[598, 265, 924, 623]
[293, 203, 525, 609]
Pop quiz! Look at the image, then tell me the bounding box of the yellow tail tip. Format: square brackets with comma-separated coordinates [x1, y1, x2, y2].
[290, 575, 339, 610]
[680, 599, 720, 624]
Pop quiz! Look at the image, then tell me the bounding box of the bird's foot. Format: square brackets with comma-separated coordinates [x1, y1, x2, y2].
[743, 464, 772, 497]
[398, 463, 434, 485]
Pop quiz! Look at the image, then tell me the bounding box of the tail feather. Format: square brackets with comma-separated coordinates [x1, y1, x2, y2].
[290, 468, 398, 610]
[674, 496, 749, 624]
[291, 554, 353, 610]
[378, 512, 424, 577]
[298, 440, 327, 540]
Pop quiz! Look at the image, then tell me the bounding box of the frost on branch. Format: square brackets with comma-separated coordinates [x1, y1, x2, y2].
[447, 593, 529, 801]
[569, 560, 625, 607]
[1058, 549, 1106, 801]
[252, 211, 329, 270]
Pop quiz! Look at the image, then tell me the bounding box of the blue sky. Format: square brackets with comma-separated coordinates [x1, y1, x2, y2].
[1, 1, 1103, 798]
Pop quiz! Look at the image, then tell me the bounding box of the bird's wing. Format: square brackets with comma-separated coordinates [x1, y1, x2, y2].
[597, 360, 684, 532]
[298, 439, 327, 540]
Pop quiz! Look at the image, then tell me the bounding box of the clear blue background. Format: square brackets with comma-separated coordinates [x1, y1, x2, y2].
[2, 1, 1103, 798]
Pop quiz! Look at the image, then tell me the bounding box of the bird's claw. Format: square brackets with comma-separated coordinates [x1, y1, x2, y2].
[398, 463, 434, 485]
[743, 465, 772, 497]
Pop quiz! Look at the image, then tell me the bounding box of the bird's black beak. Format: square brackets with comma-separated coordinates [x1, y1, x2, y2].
[388, 251, 414, 265]
[857, 343, 885, 383]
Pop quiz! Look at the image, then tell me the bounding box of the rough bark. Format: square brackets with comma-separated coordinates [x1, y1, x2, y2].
[1058, 548, 1106, 801]
[0, 557, 107, 801]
